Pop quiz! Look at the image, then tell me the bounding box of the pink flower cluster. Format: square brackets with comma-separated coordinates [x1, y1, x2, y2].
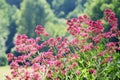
[14, 34, 42, 57]
[35, 25, 49, 36]
[7, 31, 79, 80]
[104, 9, 118, 31]
[6, 9, 120, 80]
[67, 8, 120, 64]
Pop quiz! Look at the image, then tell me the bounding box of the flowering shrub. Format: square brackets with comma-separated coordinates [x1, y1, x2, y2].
[6, 9, 120, 80]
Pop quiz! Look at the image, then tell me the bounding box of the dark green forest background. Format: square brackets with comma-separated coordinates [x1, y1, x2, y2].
[0, 0, 120, 66]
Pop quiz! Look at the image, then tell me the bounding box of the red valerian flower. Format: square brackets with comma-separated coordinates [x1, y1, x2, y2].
[88, 69, 96, 75]
[7, 53, 14, 61]
[35, 25, 49, 36]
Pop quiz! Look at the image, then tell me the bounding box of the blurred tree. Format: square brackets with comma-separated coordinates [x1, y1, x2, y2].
[5, 6, 17, 53]
[84, 0, 106, 20]
[0, 0, 10, 54]
[51, 0, 76, 18]
[6, 0, 22, 8]
[45, 18, 67, 38]
[112, 0, 120, 30]
[14, 0, 55, 37]
[49, 0, 87, 18]
[0, 0, 17, 54]
[67, 0, 88, 18]
[0, 54, 7, 66]
[46, 0, 53, 8]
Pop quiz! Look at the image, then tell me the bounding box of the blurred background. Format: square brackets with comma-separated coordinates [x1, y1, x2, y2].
[0, 0, 120, 66]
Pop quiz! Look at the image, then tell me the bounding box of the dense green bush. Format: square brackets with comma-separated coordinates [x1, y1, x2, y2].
[0, 54, 7, 66]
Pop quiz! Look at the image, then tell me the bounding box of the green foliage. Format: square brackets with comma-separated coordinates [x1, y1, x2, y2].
[0, 0, 10, 37]
[0, 54, 7, 66]
[84, 0, 103, 20]
[52, 0, 66, 17]
[14, 0, 55, 37]
[52, 0, 76, 18]
[67, 0, 88, 18]
[103, 53, 120, 79]
[45, 18, 67, 38]
[67, 5, 84, 18]
[50, 0, 87, 18]
[0, 0, 17, 54]
[6, 0, 22, 8]
[47, 0, 87, 18]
